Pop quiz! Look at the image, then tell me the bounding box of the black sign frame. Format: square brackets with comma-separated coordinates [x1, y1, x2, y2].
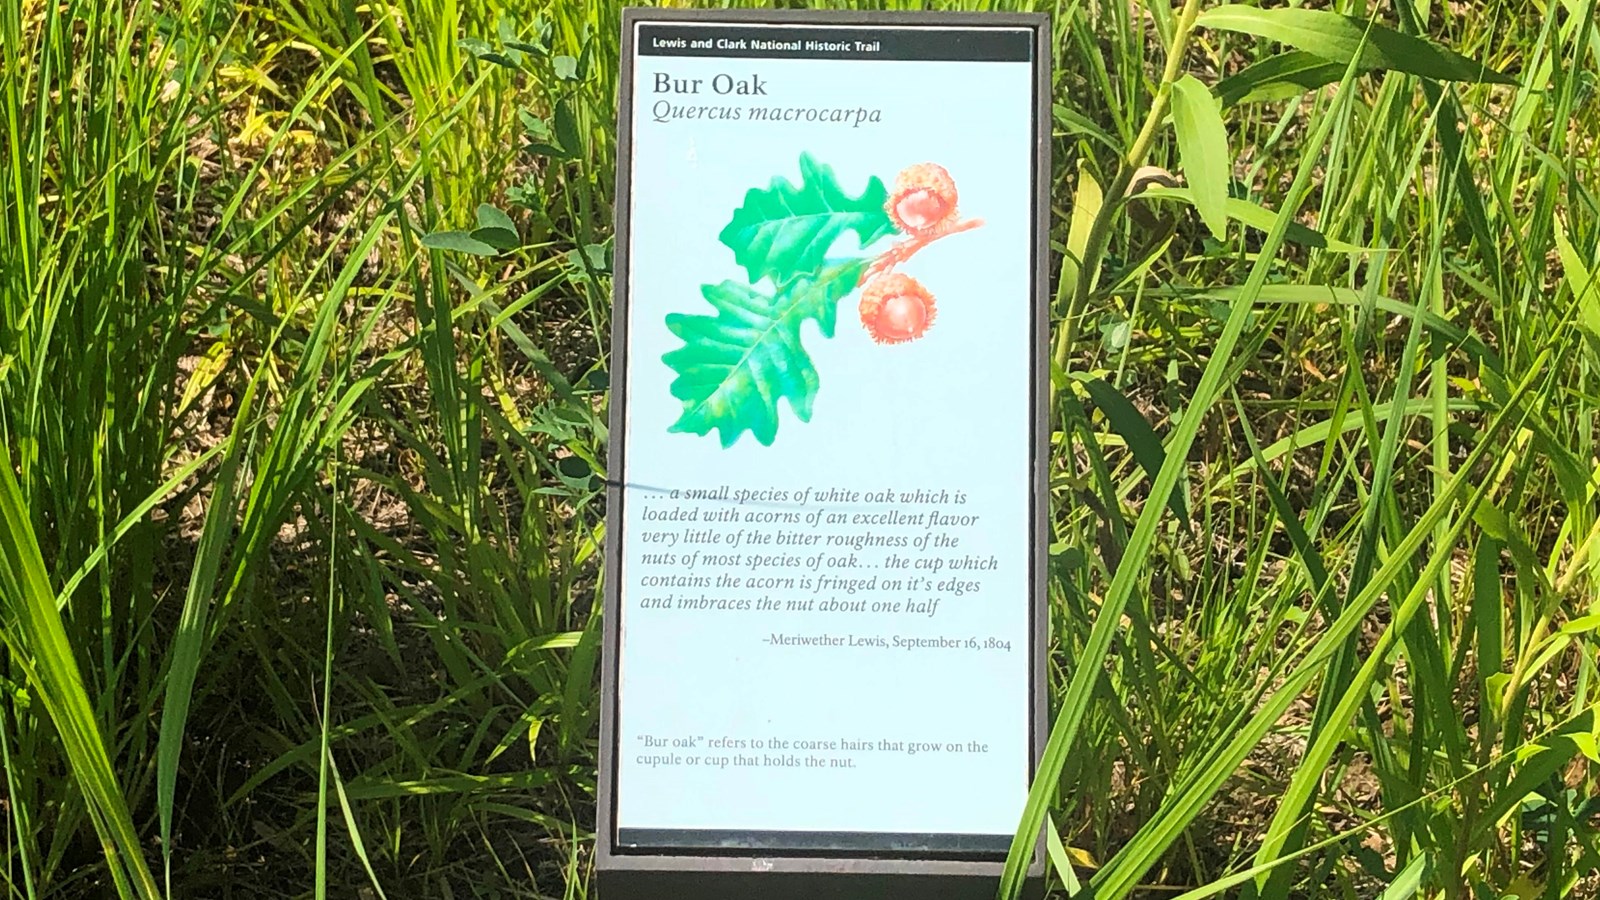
[599, 8, 1051, 898]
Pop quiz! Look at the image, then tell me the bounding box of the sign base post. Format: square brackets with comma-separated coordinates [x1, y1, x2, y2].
[599, 856, 1045, 900]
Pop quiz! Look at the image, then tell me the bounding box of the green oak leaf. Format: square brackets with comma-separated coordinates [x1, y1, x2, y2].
[718, 154, 896, 285]
[664, 260, 867, 447]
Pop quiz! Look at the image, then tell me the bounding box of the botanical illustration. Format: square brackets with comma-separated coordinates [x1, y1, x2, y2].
[661, 154, 982, 447]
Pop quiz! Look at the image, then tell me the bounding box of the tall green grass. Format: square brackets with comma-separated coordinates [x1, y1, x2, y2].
[1, 0, 1597, 897]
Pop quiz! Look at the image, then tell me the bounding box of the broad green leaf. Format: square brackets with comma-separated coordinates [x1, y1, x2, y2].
[1484, 671, 1514, 715]
[519, 109, 552, 141]
[663, 261, 867, 447]
[1197, 5, 1518, 85]
[1099, 317, 1131, 351]
[470, 227, 519, 251]
[554, 55, 578, 80]
[423, 230, 500, 256]
[502, 14, 551, 55]
[518, 108, 573, 159]
[719, 154, 896, 285]
[554, 99, 581, 159]
[525, 141, 573, 160]
[476, 203, 516, 233]
[489, 21, 525, 67]
[1078, 376, 1190, 525]
[457, 37, 517, 69]
[1062, 161, 1104, 301]
[499, 16, 546, 57]
[556, 455, 592, 481]
[1554, 216, 1600, 335]
[1170, 75, 1230, 240]
[1215, 50, 1363, 106]
[566, 243, 610, 276]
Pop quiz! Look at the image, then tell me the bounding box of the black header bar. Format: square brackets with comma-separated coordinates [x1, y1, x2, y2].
[636, 23, 1033, 62]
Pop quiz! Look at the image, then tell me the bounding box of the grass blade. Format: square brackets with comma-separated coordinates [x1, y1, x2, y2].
[1078, 376, 1189, 524]
[1215, 50, 1361, 105]
[1005, 29, 1373, 900]
[0, 453, 161, 899]
[1197, 5, 1518, 84]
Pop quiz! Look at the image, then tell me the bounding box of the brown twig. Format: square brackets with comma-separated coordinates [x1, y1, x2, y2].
[859, 217, 984, 285]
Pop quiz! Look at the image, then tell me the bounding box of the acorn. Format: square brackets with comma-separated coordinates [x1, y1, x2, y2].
[886, 163, 959, 236]
[858, 273, 936, 344]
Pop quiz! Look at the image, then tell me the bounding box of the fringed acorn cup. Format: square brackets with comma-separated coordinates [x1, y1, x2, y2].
[858, 273, 936, 345]
[887, 162, 960, 236]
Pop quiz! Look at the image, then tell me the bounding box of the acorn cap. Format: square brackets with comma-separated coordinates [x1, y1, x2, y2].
[887, 163, 959, 235]
[858, 273, 937, 345]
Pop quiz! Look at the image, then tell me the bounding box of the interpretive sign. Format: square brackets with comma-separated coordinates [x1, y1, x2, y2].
[599, 8, 1049, 898]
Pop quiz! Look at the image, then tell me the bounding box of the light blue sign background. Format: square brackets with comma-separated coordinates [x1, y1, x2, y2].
[618, 26, 1036, 838]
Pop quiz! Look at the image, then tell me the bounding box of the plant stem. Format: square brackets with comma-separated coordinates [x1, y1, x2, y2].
[859, 217, 984, 285]
[1050, 0, 1207, 411]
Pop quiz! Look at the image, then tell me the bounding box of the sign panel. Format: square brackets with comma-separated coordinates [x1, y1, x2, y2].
[600, 8, 1048, 896]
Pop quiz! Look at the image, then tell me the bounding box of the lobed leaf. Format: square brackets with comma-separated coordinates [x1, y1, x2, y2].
[718, 154, 896, 285]
[663, 261, 866, 447]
